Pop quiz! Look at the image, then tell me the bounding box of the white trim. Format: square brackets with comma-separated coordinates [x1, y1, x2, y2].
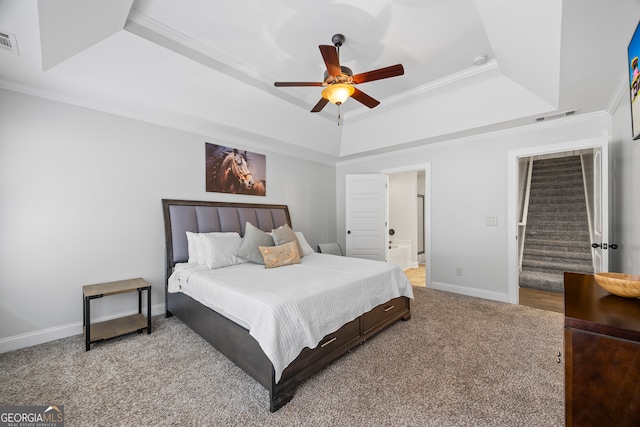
[382, 163, 432, 289]
[0, 303, 165, 354]
[507, 133, 609, 304]
[430, 281, 509, 303]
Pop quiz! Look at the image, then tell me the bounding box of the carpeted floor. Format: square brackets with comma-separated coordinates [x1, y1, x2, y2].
[0, 287, 565, 426]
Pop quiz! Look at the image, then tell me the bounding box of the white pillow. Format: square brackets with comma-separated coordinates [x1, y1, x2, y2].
[186, 232, 198, 263]
[186, 231, 206, 264]
[200, 232, 246, 269]
[186, 231, 246, 267]
[295, 232, 315, 256]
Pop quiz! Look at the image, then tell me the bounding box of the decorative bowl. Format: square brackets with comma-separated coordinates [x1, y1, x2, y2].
[594, 272, 640, 298]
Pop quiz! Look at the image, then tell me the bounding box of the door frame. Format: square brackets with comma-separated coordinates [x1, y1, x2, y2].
[507, 133, 609, 304]
[382, 163, 432, 288]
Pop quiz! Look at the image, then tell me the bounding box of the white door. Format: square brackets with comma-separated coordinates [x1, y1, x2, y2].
[345, 174, 387, 260]
[592, 147, 609, 272]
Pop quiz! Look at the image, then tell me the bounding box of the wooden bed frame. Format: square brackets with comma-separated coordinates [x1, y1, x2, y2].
[162, 199, 411, 412]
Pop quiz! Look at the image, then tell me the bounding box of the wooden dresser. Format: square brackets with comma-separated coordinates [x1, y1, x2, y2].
[564, 272, 640, 426]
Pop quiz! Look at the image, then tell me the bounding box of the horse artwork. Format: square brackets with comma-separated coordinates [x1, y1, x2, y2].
[205, 143, 266, 196]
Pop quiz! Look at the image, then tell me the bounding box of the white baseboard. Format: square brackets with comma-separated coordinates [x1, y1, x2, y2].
[0, 303, 165, 354]
[429, 281, 510, 303]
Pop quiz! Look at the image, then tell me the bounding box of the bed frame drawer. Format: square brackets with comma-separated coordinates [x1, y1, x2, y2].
[293, 317, 361, 366]
[362, 297, 408, 333]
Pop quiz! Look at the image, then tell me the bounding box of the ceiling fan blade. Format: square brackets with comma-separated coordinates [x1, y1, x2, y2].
[274, 82, 324, 87]
[352, 64, 404, 84]
[351, 88, 380, 109]
[311, 97, 329, 112]
[319, 45, 342, 77]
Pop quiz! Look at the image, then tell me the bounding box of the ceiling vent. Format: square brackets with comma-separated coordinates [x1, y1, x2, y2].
[535, 110, 578, 122]
[0, 30, 19, 55]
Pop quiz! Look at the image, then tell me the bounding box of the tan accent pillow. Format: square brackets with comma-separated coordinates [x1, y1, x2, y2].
[259, 241, 300, 269]
[271, 224, 304, 258]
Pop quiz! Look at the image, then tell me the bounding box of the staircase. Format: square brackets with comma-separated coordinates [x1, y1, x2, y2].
[519, 156, 593, 293]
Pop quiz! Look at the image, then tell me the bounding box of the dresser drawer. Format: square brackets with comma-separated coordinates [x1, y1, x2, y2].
[362, 297, 408, 333]
[294, 317, 361, 366]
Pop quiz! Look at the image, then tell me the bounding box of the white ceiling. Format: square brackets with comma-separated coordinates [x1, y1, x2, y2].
[0, 0, 638, 162]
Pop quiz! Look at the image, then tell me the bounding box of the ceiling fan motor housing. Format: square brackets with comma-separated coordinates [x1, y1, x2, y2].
[323, 66, 353, 84]
[332, 34, 345, 47]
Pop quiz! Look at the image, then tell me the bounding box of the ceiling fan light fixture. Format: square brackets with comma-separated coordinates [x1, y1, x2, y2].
[322, 83, 355, 105]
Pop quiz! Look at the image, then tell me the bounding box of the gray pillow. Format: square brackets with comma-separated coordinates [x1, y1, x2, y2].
[237, 222, 274, 264]
[271, 224, 304, 258]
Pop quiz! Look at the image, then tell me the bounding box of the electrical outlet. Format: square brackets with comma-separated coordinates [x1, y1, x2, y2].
[486, 216, 498, 226]
[455, 267, 463, 276]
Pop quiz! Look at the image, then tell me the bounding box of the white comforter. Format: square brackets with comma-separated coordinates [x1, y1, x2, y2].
[168, 252, 414, 382]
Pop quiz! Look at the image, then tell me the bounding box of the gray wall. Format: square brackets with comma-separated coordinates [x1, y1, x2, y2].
[0, 88, 336, 350]
[610, 81, 640, 274]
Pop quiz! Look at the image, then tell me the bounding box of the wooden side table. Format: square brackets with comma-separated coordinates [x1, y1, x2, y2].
[83, 277, 151, 351]
[564, 272, 640, 426]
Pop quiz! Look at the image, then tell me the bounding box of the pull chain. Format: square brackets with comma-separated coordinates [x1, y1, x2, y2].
[337, 42, 342, 126]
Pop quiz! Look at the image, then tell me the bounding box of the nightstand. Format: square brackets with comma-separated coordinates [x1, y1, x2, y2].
[83, 277, 151, 351]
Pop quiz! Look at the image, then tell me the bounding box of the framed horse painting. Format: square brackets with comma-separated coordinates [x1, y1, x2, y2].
[205, 143, 266, 196]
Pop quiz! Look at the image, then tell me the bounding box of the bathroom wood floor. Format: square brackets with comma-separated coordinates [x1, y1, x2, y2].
[404, 264, 426, 287]
[403, 264, 563, 314]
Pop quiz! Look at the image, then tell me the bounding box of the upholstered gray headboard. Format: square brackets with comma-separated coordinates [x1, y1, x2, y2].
[162, 199, 292, 271]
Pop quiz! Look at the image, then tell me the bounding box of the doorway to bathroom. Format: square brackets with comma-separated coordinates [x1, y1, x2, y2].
[383, 164, 431, 288]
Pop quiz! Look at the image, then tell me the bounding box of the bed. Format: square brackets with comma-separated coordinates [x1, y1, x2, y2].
[162, 199, 413, 412]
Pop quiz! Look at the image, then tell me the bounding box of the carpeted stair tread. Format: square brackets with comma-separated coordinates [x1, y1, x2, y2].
[523, 248, 593, 261]
[522, 259, 593, 274]
[524, 240, 591, 251]
[519, 270, 565, 293]
[529, 179, 585, 189]
[528, 196, 586, 206]
[525, 229, 590, 238]
[529, 202, 587, 215]
[529, 187, 585, 197]
[531, 173, 583, 183]
[526, 221, 591, 232]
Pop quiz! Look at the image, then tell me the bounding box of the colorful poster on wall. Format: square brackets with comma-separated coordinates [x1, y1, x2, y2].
[205, 143, 266, 196]
[628, 20, 640, 139]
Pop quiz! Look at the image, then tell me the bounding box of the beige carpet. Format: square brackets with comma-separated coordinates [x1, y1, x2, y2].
[0, 287, 564, 426]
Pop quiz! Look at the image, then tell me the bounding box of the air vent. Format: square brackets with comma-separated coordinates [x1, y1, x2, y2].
[0, 30, 19, 55]
[535, 110, 578, 122]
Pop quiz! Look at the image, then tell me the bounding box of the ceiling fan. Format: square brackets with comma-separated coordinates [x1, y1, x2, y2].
[274, 34, 404, 114]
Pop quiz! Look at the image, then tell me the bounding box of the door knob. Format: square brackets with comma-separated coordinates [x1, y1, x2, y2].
[591, 243, 619, 249]
[347, 230, 351, 234]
